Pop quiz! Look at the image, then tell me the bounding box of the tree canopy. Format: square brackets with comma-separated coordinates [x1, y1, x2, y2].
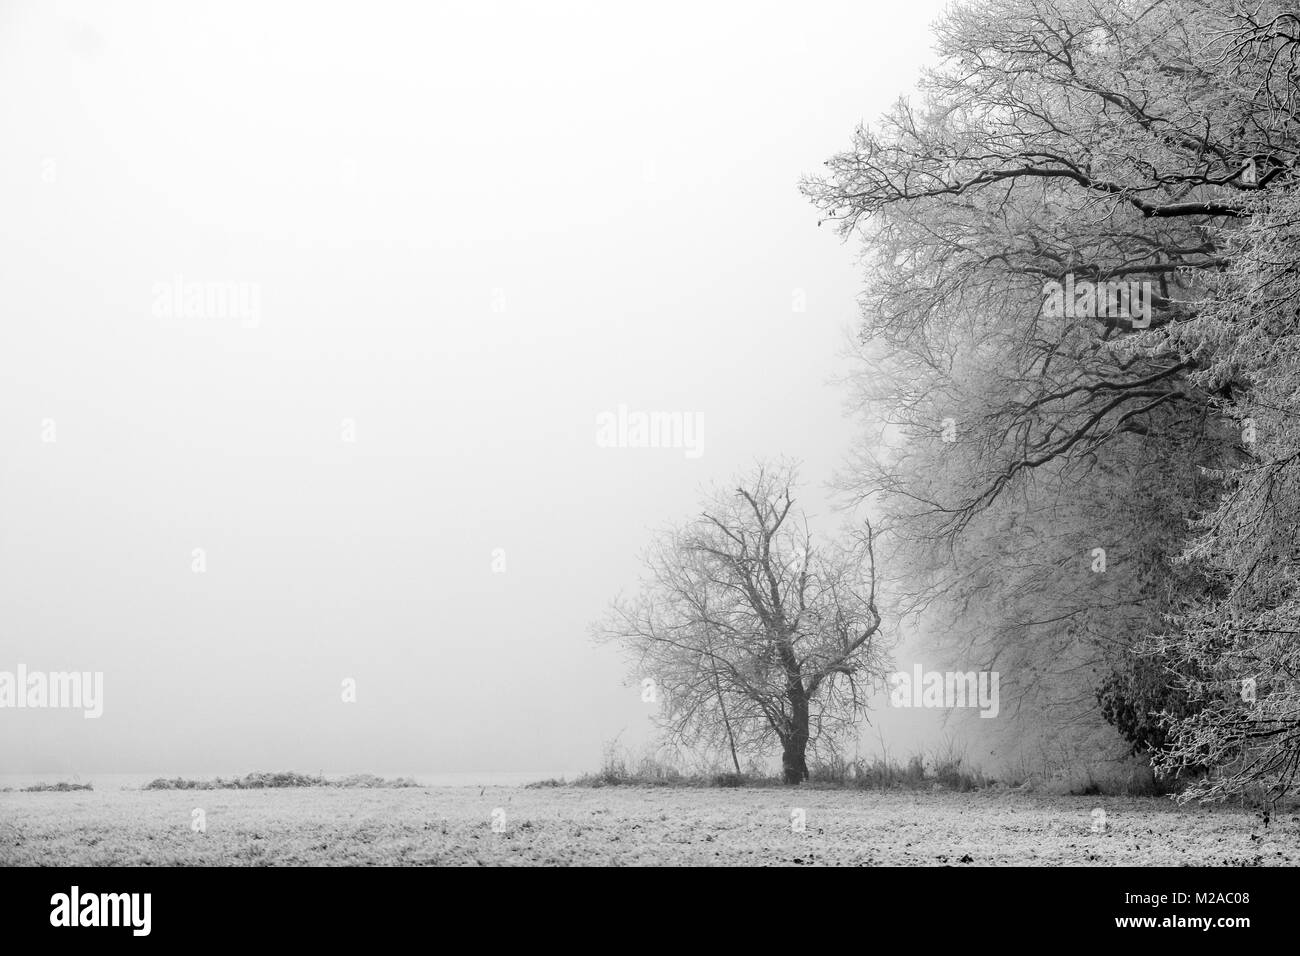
[802, 0, 1300, 800]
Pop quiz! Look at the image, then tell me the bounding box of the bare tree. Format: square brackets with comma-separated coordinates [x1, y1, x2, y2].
[596, 463, 889, 783]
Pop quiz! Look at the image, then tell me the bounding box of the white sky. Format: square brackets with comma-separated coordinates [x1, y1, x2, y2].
[0, 0, 953, 776]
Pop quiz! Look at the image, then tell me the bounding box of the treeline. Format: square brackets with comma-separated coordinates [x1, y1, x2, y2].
[799, 0, 1300, 802]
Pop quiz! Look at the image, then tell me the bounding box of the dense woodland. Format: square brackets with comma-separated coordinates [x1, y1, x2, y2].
[803, 0, 1300, 802]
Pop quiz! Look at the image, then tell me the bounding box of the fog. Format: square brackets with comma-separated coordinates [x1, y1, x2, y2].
[0, 0, 951, 777]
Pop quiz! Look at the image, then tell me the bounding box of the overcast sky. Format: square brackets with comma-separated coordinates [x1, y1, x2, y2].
[1, 0, 953, 777]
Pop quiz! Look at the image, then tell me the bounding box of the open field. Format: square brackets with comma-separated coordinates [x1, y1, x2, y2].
[2, 786, 1298, 866]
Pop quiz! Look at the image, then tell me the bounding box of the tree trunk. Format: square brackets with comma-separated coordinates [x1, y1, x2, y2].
[781, 693, 811, 784]
[703, 633, 743, 776]
[781, 739, 809, 784]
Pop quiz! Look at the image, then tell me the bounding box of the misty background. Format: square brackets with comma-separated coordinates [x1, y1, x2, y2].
[0, 0, 954, 778]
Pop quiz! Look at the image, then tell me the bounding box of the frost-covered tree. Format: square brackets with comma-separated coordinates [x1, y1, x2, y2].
[803, 0, 1300, 786]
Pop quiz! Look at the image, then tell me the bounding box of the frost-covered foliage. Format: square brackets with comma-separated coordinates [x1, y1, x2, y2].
[804, 0, 1300, 798]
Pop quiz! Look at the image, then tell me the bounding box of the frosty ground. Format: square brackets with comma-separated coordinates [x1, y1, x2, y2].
[2, 786, 1295, 866]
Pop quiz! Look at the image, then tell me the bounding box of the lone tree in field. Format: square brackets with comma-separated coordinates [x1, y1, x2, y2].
[597, 463, 888, 783]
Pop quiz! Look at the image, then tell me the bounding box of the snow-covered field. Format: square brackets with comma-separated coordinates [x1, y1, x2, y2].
[2, 785, 1296, 866]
